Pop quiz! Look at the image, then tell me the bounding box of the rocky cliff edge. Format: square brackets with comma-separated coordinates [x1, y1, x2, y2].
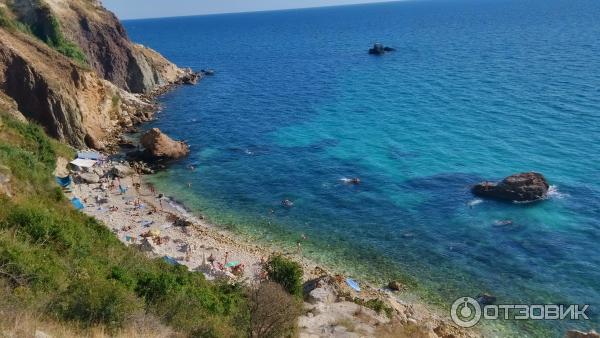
[0, 0, 192, 148]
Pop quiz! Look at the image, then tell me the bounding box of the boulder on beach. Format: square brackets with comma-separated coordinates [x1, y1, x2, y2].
[111, 164, 134, 178]
[140, 128, 190, 160]
[308, 285, 337, 304]
[78, 172, 100, 184]
[472, 172, 549, 202]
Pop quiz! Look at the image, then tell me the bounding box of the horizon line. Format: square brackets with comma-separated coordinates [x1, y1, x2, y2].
[117, 0, 406, 21]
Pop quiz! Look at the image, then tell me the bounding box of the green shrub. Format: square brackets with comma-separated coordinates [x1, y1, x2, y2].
[265, 255, 303, 297]
[53, 277, 141, 329]
[0, 114, 251, 335]
[249, 282, 301, 338]
[1, 115, 56, 168]
[354, 297, 394, 318]
[0, 7, 13, 29]
[109, 266, 135, 289]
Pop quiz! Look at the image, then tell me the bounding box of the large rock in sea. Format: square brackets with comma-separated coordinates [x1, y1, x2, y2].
[566, 330, 600, 338]
[472, 172, 549, 202]
[368, 43, 396, 55]
[140, 128, 190, 160]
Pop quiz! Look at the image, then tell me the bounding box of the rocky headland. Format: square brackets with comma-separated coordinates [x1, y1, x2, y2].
[0, 0, 195, 150]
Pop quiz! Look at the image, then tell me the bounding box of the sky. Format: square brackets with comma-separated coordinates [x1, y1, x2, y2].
[101, 0, 397, 20]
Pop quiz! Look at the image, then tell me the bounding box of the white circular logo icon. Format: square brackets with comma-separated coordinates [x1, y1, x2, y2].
[451, 297, 482, 328]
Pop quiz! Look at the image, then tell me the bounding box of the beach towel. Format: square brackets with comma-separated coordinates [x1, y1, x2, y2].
[71, 197, 85, 210]
[55, 175, 72, 188]
[225, 261, 241, 268]
[345, 278, 361, 292]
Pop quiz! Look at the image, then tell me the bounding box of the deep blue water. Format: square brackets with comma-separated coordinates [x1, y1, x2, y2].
[123, 0, 600, 335]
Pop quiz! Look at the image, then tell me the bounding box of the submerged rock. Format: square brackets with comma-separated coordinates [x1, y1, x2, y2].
[140, 128, 190, 160]
[388, 280, 405, 291]
[201, 69, 215, 76]
[476, 293, 497, 305]
[472, 172, 549, 202]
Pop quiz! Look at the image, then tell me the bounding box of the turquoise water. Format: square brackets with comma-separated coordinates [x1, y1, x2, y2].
[124, 0, 600, 335]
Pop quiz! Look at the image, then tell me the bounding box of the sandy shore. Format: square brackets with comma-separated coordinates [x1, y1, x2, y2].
[61, 157, 481, 338]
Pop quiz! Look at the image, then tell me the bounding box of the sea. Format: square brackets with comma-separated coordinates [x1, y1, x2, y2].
[122, 0, 600, 336]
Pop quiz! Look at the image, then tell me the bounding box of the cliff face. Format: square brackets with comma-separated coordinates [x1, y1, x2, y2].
[37, 0, 184, 93]
[0, 0, 189, 148]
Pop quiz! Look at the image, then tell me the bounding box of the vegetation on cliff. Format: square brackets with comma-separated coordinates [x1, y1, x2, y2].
[0, 113, 245, 335]
[0, 3, 87, 65]
[0, 113, 302, 337]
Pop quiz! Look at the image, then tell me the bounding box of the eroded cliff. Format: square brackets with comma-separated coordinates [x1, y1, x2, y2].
[0, 0, 190, 148]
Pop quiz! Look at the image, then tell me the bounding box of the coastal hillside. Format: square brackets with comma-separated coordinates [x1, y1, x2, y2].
[0, 112, 251, 336]
[0, 0, 188, 148]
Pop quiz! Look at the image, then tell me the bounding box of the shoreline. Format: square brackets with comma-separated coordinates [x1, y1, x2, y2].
[60, 155, 482, 337]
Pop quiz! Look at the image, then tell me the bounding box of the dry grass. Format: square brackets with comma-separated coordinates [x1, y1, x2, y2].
[0, 310, 180, 338]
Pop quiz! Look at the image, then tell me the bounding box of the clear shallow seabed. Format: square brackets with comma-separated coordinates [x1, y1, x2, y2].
[124, 0, 600, 335]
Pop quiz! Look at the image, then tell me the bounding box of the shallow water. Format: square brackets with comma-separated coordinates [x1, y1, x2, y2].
[124, 0, 600, 335]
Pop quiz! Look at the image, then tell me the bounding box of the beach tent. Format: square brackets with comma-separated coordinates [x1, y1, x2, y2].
[69, 158, 97, 170]
[55, 175, 72, 188]
[71, 197, 85, 210]
[77, 151, 103, 160]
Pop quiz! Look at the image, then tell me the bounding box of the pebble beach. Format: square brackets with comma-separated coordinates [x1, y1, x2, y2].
[54, 154, 481, 338]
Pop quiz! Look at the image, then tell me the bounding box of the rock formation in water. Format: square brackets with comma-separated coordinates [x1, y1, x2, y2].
[472, 172, 549, 202]
[566, 330, 600, 338]
[368, 43, 396, 55]
[0, 0, 194, 148]
[140, 128, 189, 160]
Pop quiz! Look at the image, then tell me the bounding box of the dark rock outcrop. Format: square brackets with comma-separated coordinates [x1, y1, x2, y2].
[9, 0, 185, 94]
[175, 71, 202, 85]
[140, 128, 189, 160]
[476, 293, 496, 305]
[388, 280, 405, 291]
[369, 43, 396, 55]
[0, 0, 197, 147]
[566, 331, 600, 338]
[472, 172, 549, 202]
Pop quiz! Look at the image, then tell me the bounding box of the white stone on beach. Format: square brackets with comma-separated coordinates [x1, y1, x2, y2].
[111, 164, 133, 177]
[308, 286, 336, 304]
[79, 172, 100, 184]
